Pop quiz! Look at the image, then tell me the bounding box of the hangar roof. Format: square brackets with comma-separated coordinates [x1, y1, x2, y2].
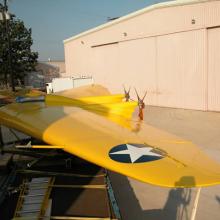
[63, 0, 214, 44]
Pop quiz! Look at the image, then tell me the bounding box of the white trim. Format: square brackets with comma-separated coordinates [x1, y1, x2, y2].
[63, 0, 216, 44]
[191, 187, 201, 220]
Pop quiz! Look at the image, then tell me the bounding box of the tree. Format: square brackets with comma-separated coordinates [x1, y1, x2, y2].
[0, 7, 38, 89]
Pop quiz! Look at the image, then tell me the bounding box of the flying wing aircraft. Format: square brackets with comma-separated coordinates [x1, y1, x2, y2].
[0, 84, 220, 188]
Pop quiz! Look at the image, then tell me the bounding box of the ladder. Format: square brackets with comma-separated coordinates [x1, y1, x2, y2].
[13, 177, 54, 220]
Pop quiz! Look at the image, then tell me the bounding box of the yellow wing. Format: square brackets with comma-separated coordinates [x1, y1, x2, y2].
[54, 84, 111, 98]
[45, 94, 137, 128]
[20, 84, 137, 129]
[1, 98, 220, 188]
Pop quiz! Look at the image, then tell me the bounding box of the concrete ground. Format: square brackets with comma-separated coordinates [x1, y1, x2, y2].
[109, 106, 220, 220]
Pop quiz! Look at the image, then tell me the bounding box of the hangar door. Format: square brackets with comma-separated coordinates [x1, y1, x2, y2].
[208, 27, 220, 111]
[89, 43, 119, 92]
[118, 37, 157, 105]
[157, 29, 206, 110]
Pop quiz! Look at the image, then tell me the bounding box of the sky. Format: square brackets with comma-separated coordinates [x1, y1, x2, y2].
[8, 0, 168, 61]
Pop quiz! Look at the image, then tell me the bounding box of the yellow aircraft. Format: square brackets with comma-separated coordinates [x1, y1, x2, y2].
[0, 84, 220, 188]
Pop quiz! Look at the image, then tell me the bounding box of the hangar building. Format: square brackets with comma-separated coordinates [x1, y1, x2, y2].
[64, 0, 220, 111]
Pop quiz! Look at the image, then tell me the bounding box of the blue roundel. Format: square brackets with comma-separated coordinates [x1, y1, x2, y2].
[109, 143, 163, 164]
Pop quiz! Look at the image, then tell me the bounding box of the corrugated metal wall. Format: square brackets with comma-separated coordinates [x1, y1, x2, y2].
[157, 29, 206, 110]
[118, 38, 157, 104]
[88, 38, 157, 100]
[88, 29, 207, 110]
[208, 27, 220, 111]
[89, 43, 119, 91]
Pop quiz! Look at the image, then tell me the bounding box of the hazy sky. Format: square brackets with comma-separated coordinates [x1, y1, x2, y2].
[8, 0, 167, 61]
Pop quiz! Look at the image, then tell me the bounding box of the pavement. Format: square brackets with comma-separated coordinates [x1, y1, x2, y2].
[109, 106, 220, 220]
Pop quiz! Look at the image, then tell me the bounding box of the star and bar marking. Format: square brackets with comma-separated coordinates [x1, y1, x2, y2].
[109, 143, 164, 163]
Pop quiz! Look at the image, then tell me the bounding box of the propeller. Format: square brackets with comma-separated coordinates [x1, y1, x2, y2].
[134, 88, 147, 120]
[134, 88, 147, 109]
[123, 85, 131, 102]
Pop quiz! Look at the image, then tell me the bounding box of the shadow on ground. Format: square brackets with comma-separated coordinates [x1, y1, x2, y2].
[109, 172, 192, 220]
[216, 195, 220, 204]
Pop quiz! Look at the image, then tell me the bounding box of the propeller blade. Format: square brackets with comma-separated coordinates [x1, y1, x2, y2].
[134, 87, 141, 101]
[123, 84, 126, 94]
[142, 90, 147, 101]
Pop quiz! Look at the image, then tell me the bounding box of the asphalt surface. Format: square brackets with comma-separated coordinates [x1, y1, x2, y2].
[109, 106, 220, 220]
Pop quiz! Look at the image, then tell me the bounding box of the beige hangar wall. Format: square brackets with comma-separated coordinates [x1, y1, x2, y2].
[64, 0, 220, 111]
[208, 27, 220, 111]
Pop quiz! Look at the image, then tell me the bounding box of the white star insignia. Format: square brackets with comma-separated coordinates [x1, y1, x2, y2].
[110, 144, 162, 163]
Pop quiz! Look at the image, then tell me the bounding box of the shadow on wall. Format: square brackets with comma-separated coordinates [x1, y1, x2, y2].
[109, 173, 194, 220]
